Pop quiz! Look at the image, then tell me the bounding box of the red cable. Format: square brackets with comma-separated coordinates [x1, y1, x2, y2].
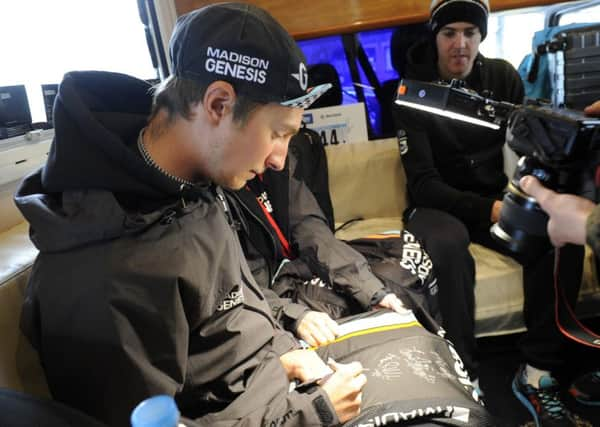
[553, 249, 600, 348]
[256, 196, 293, 259]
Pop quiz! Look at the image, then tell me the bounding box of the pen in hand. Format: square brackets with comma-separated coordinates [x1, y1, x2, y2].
[294, 357, 337, 392]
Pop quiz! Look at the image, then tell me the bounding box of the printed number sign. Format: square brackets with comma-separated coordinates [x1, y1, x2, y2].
[302, 103, 368, 145]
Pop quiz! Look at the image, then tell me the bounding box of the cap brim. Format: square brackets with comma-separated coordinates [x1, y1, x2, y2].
[280, 83, 332, 109]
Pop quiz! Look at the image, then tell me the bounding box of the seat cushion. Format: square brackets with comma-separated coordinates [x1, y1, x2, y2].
[335, 217, 526, 337]
[0, 222, 38, 285]
[335, 217, 405, 241]
[469, 243, 524, 336]
[0, 222, 48, 397]
[326, 139, 407, 223]
[335, 216, 600, 338]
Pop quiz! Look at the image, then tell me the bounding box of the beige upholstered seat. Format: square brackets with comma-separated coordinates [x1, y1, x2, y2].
[327, 138, 600, 337]
[0, 222, 49, 397]
[0, 138, 599, 397]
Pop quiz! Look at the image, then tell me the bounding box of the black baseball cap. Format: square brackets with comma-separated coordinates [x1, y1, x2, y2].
[169, 3, 331, 109]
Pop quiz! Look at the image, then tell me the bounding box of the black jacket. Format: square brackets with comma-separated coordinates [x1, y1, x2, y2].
[232, 148, 387, 328]
[394, 39, 524, 227]
[14, 71, 338, 427]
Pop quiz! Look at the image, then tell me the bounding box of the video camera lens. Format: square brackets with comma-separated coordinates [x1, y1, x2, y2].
[490, 157, 551, 254]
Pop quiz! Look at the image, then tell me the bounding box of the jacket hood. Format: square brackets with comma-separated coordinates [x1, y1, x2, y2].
[42, 71, 177, 196]
[14, 71, 214, 252]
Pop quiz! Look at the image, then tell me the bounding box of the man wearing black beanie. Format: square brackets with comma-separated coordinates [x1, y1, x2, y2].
[394, 1, 586, 426]
[430, 0, 489, 40]
[429, 0, 490, 80]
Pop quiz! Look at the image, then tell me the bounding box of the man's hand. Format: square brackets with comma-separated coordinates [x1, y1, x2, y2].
[296, 311, 340, 347]
[584, 100, 600, 116]
[375, 293, 410, 314]
[520, 176, 595, 247]
[491, 200, 503, 223]
[321, 360, 367, 423]
[279, 349, 331, 382]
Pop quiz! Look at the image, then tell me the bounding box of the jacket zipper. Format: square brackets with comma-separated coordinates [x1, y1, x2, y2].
[213, 191, 278, 328]
[216, 192, 242, 231]
[229, 192, 278, 286]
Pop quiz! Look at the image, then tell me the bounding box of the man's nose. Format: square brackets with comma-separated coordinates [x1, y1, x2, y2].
[265, 140, 289, 171]
[455, 32, 467, 48]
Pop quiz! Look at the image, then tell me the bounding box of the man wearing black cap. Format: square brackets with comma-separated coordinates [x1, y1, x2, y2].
[394, 1, 585, 425]
[15, 4, 368, 427]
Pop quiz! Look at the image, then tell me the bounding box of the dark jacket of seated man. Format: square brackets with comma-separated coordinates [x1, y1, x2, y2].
[233, 153, 388, 322]
[13, 4, 348, 426]
[14, 69, 338, 427]
[230, 141, 438, 340]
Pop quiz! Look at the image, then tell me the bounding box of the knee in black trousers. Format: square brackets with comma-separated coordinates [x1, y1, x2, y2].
[404, 207, 478, 377]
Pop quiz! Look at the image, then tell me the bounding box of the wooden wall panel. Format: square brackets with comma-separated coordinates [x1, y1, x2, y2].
[174, 0, 577, 39]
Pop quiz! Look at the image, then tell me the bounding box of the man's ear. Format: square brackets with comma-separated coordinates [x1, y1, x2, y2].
[203, 81, 236, 125]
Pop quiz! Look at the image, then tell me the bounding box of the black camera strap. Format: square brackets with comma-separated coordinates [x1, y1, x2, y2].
[554, 250, 600, 348]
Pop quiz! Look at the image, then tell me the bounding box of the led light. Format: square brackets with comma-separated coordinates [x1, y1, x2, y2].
[395, 99, 500, 130]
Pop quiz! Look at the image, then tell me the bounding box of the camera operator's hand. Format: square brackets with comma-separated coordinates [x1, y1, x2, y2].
[491, 200, 503, 223]
[520, 176, 595, 247]
[584, 100, 600, 116]
[296, 311, 340, 347]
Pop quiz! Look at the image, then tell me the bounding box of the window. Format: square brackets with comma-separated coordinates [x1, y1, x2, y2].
[297, 29, 396, 136]
[479, 4, 600, 71]
[0, 1, 155, 124]
[479, 10, 546, 70]
[357, 28, 397, 84]
[558, 4, 600, 25]
[295, 3, 600, 140]
[297, 35, 354, 105]
[357, 28, 396, 135]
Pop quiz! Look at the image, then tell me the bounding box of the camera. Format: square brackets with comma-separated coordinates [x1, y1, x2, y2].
[395, 79, 600, 253]
[491, 104, 600, 253]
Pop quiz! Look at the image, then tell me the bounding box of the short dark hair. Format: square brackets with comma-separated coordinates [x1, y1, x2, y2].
[149, 76, 263, 129]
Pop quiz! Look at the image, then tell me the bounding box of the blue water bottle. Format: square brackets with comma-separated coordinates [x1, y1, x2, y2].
[131, 395, 184, 427]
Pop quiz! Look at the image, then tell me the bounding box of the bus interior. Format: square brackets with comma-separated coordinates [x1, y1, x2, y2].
[1, 1, 600, 426]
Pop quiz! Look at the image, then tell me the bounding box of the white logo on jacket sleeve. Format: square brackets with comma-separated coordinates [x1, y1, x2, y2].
[217, 285, 245, 311]
[291, 62, 308, 91]
[399, 231, 433, 282]
[397, 129, 408, 155]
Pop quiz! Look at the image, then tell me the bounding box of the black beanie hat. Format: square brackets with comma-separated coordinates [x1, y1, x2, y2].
[430, 0, 490, 40]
